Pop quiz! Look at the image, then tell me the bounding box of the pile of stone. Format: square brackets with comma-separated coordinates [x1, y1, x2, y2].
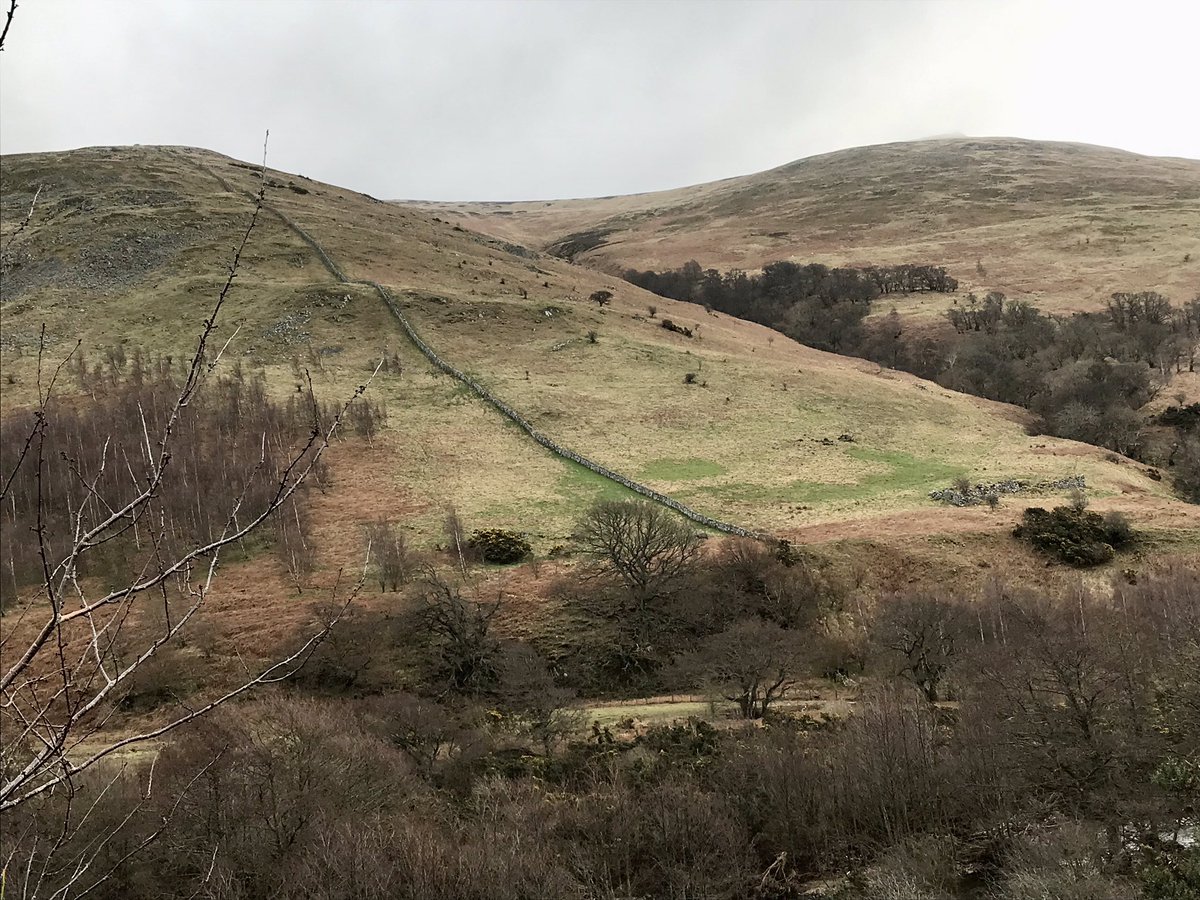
[262, 311, 311, 345]
[930, 474, 1085, 507]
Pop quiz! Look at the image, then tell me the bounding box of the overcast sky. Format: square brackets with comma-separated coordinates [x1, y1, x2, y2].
[1, 0, 1197, 201]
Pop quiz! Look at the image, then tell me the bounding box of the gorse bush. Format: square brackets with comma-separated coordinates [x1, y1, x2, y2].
[1139, 848, 1200, 900]
[468, 528, 532, 564]
[1013, 505, 1136, 567]
[1157, 403, 1200, 431]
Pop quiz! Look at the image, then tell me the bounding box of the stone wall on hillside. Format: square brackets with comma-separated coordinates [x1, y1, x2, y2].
[180, 152, 769, 540]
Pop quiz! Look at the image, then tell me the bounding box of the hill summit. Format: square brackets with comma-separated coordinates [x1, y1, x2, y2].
[408, 137, 1200, 316]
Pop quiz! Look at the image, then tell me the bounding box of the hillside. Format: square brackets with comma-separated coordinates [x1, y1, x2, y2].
[2, 145, 1194, 574]
[5, 145, 1200, 900]
[408, 137, 1200, 318]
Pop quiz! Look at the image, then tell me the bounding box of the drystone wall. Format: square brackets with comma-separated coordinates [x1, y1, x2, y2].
[182, 153, 768, 539]
[929, 475, 1087, 507]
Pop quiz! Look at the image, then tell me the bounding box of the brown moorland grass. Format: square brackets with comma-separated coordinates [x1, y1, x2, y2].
[408, 137, 1200, 320]
[2, 144, 1195, 559]
[4, 145, 1198, 770]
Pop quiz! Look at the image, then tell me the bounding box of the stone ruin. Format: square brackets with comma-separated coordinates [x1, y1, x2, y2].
[929, 475, 1086, 507]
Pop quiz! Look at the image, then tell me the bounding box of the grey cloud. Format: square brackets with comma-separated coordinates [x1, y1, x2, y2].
[1, 0, 1196, 201]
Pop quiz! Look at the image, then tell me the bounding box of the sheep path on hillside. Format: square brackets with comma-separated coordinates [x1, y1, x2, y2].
[175, 152, 769, 541]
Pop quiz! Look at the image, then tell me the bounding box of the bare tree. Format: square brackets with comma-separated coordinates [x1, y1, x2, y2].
[0, 141, 378, 896]
[704, 619, 802, 719]
[443, 504, 469, 576]
[365, 519, 415, 591]
[0, 0, 18, 53]
[416, 569, 502, 696]
[872, 593, 964, 703]
[574, 499, 701, 616]
[972, 591, 1129, 796]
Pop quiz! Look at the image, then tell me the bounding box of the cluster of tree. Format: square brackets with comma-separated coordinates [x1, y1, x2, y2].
[7, 517, 1196, 899]
[0, 358, 341, 604]
[625, 261, 1200, 495]
[1, 349, 391, 605]
[887, 291, 1199, 464]
[623, 261, 955, 354]
[937, 290, 1197, 382]
[864, 264, 960, 295]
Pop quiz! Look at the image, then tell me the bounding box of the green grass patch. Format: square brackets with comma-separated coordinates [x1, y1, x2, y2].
[687, 447, 966, 506]
[556, 460, 644, 505]
[1133, 526, 1200, 552]
[640, 457, 728, 480]
[475, 454, 736, 544]
[483, 458, 641, 526]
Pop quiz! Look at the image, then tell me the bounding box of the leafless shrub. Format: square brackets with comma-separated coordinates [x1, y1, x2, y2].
[359, 692, 471, 775]
[561, 773, 755, 899]
[364, 519, 415, 591]
[0, 140, 377, 896]
[289, 603, 400, 694]
[854, 834, 961, 900]
[148, 698, 418, 898]
[344, 396, 386, 444]
[992, 822, 1138, 900]
[497, 644, 583, 753]
[416, 570, 502, 695]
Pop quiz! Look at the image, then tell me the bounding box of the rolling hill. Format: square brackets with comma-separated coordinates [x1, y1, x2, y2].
[408, 137, 1200, 319]
[6, 141, 1197, 900]
[2, 144, 1195, 583]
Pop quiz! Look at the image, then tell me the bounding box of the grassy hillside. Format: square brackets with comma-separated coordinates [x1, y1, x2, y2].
[6, 147, 1197, 900]
[2, 145, 1194, 570]
[409, 137, 1200, 318]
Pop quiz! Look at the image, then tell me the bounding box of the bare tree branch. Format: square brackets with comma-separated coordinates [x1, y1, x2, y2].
[0, 183, 41, 263]
[0, 0, 17, 53]
[0, 131, 383, 900]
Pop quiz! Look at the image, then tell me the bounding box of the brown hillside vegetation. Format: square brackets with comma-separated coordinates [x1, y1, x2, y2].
[3, 145, 1194, 555]
[410, 137, 1200, 318]
[4, 145, 1200, 900]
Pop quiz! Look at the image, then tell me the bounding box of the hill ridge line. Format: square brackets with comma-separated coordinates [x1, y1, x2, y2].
[175, 153, 769, 541]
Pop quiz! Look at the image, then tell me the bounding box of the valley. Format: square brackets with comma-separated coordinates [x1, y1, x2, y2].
[3, 138, 1198, 900]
